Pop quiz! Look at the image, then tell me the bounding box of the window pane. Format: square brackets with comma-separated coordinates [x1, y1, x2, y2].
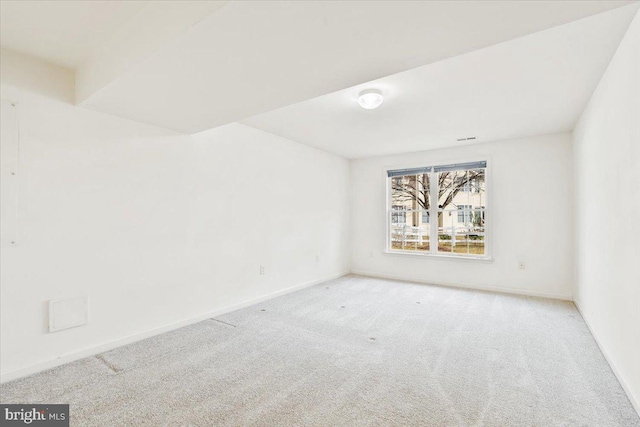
[391, 205, 407, 225]
[437, 211, 454, 253]
[416, 173, 430, 212]
[403, 227, 418, 251]
[391, 175, 416, 208]
[438, 170, 464, 209]
[468, 227, 485, 256]
[389, 211, 419, 251]
[467, 169, 485, 207]
[469, 169, 486, 192]
[470, 209, 485, 228]
[416, 224, 429, 252]
[421, 210, 429, 224]
[391, 174, 429, 212]
[438, 169, 485, 210]
[390, 212, 429, 252]
[457, 205, 472, 225]
[438, 210, 484, 256]
[390, 209, 407, 251]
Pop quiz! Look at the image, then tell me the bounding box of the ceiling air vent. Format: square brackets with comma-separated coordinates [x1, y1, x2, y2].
[456, 136, 477, 142]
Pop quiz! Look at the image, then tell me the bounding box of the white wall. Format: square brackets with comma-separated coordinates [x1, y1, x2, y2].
[189, 124, 350, 303]
[350, 133, 573, 299]
[0, 51, 349, 381]
[573, 9, 640, 412]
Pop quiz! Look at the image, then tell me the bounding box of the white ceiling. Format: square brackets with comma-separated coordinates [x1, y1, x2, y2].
[0, 1, 227, 72]
[243, 3, 640, 159]
[0, 1, 149, 69]
[1, 0, 637, 158]
[77, 0, 635, 134]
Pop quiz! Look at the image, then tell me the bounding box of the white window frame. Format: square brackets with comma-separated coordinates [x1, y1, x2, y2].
[384, 157, 492, 261]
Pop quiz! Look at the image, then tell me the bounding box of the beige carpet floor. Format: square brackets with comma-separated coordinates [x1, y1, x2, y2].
[1, 275, 638, 426]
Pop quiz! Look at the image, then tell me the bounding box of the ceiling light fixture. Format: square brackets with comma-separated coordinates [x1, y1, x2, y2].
[358, 89, 384, 109]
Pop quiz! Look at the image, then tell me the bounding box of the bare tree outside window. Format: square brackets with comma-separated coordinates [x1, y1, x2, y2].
[389, 166, 487, 256]
[391, 170, 485, 212]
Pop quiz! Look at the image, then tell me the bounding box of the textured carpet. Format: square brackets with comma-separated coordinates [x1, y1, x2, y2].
[1, 275, 638, 426]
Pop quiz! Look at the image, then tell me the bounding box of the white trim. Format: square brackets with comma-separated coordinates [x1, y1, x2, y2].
[382, 250, 493, 263]
[573, 300, 640, 417]
[0, 271, 350, 384]
[350, 270, 573, 301]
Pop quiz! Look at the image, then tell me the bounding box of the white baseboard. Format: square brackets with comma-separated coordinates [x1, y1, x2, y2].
[0, 271, 349, 384]
[350, 270, 573, 301]
[574, 300, 640, 417]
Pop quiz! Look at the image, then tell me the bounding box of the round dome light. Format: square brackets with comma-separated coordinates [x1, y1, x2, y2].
[358, 89, 384, 109]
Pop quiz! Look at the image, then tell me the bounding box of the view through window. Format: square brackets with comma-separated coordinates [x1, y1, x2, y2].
[388, 161, 487, 257]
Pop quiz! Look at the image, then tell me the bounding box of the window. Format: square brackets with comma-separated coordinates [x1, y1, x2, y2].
[387, 161, 488, 258]
[457, 205, 472, 223]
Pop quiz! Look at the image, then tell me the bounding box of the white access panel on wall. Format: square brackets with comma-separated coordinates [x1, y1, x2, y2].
[1, 99, 19, 247]
[49, 297, 89, 332]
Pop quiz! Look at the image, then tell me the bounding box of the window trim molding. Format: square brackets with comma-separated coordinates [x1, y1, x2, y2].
[383, 156, 492, 261]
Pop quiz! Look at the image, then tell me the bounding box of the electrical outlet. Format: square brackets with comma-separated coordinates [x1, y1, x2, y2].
[316, 255, 320, 263]
[260, 265, 265, 275]
[518, 261, 526, 270]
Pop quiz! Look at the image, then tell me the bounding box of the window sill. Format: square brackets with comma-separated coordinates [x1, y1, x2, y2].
[383, 250, 493, 263]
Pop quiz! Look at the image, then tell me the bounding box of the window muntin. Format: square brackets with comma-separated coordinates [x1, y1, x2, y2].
[387, 162, 487, 258]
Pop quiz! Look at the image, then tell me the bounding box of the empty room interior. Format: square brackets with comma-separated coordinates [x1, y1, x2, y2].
[1, 1, 639, 425]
